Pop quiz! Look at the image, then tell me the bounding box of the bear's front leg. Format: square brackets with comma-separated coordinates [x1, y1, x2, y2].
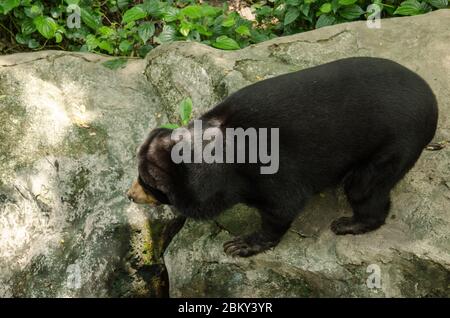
[223, 212, 292, 257]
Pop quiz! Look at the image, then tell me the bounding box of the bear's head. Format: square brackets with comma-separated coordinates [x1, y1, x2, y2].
[127, 128, 175, 206]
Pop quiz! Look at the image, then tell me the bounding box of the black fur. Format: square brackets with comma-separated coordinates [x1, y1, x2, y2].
[137, 57, 438, 257]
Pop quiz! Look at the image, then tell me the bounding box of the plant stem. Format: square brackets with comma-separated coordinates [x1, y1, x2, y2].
[0, 23, 15, 38]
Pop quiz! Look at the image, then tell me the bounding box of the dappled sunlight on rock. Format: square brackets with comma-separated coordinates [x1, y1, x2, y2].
[0, 186, 63, 267]
[21, 74, 72, 147]
[0, 48, 162, 297]
[0, 158, 65, 268]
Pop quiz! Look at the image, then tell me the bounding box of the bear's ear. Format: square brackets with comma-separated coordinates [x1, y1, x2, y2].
[146, 128, 175, 162]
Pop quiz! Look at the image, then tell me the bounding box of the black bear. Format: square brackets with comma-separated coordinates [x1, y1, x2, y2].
[127, 57, 438, 257]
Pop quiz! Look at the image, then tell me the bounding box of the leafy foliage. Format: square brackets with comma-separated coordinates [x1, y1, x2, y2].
[0, 0, 447, 56]
[160, 97, 194, 129]
[252, 0, 445, 34]
[0, 0, 269, 56]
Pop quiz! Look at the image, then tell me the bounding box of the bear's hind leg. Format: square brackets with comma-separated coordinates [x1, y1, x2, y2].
[331, 189, 391, 235]
[331, 149, 415, 235]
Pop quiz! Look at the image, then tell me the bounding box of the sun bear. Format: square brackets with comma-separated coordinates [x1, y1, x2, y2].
[127, 57, 438, 257]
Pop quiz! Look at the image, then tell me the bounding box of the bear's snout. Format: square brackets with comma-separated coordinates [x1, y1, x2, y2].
[126, 180, 159, 206]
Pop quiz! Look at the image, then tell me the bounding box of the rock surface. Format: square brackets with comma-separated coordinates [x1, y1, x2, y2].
[0, 10, 449, 297]
[0, 51, 180, 297]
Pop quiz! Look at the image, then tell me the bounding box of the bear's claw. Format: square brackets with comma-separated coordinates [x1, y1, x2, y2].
[223, 234, 278, 257]
[331, 216, 382, 235]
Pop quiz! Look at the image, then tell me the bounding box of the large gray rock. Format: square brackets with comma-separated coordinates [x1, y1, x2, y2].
[0, 9, 449, 297]
[162, 10, 450, 297]
[0, 51, 181, 297]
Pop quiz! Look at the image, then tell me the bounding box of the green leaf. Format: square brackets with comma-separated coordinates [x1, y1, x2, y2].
[98, 26, 115, 37]
[235, 25, 251, 36]
[300, 3, 310, 16]
[221, 15, 236, 27]
[200, 5, 221, 16]
[98, 41, 114, 54]
[142, 0, 161, 17]
[80, 7, 101, 30]
[85, 34, 99, 50]
[193, 24, 212, 36]
[331, 0, 340, 12]
[286, 0, 301, 5]
[122, 6, 147, 24]
[284, 7, 300, 25]
[21, 19, 36, 35]
[24, 5, 43, 18]
[394, 0, 423, 15]
[119, 40, 132, 52]
[138, 44, 153, 58]
[339, 5, 365, 20]
[319, 3, 333, 13]
[212, 35, 240, 50]
[155, 25, 176, 43]
[427, 0, 448, 8]
[274, 3, 287, 16]
[161, 6, 179, 22]
[1, 0, 20, 14]
[138, 22, 155, 43]
[102, 58, 128, 70]
[315, 14, 336, 28]
[64, 0, 80, 4]
[55, 33, 63, 43]
[160, 123, 179, 129]
[179, 97, 193, 125]
[33, 16, 58, 39]
[27, 38, 40, 49]
[179, 21, 191, 37]
[181, 5, 203, 19]
[338, 0, 358, 5]
[15, 33, 29, 45]
[257, 5, 273, 16]
[188, 30, 201, 42]
[124, 21, 136, 30]
[117, 0, 130, 9]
